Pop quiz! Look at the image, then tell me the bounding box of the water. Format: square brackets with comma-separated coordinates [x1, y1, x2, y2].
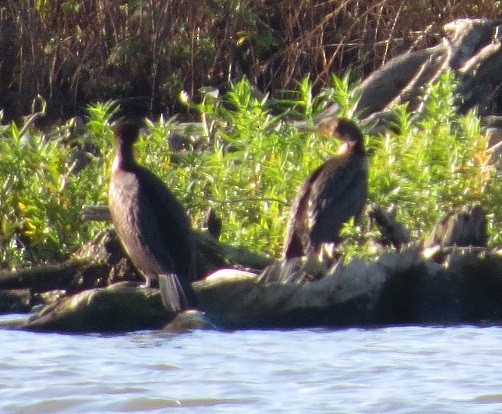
[1, 315, 502, 414]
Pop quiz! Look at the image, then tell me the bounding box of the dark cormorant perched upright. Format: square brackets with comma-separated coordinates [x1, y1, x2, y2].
[108, 120, 197, 311]
[283, 117, 368, 259]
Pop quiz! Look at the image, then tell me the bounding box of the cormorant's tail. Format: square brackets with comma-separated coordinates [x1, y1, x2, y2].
[158, 273, 189, 312]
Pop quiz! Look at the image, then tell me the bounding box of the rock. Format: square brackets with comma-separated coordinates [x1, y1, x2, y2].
[0, 289, 32, 314]
[319, 18, 502, 129]
[22, 283, 176, 333]
[193, 248, 502, 329]
[424, 205, 488, 249]
[163, 310, 214, 332]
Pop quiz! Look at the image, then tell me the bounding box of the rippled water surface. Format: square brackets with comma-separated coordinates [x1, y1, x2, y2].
[1, 315, 502, 413]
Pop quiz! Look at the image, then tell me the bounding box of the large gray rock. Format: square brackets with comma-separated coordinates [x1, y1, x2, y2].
[11, 247, 501, 332]
[320, 18, 502, 132]
[194, 248, 502, 329]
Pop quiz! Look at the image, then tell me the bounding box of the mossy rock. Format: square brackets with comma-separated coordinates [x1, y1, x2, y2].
[22, 282, 176, 333]
[0, 290, 32, 314]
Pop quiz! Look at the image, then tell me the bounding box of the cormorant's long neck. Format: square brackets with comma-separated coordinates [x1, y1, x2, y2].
[338, 138, 365, 156]
[351, 139, 365, 156]
[113, 140, 137, 171]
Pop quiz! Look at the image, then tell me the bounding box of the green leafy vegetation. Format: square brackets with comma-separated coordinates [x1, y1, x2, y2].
[0, 105, 112, 267]
[368, 73, 500, 242]
[0, 75, 500, 269]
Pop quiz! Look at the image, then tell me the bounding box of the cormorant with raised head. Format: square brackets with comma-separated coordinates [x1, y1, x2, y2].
[108, 120, 197, 311]
[283, 117, 368, 260]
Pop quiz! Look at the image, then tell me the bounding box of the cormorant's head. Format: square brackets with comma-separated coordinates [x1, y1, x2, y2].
[112, 118, 146, 170]
[312, 117, 363, 145]
[114, 118, 144, 147]
[300, 117, 364, 154]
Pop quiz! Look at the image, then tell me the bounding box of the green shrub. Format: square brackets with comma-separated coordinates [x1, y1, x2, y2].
[368, 73, 500, 245]
[0, 74, 499, 269]
[0, 104, 113, 268]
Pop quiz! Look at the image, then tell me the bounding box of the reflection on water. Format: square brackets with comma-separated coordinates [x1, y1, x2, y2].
[1, 315, 502, 413]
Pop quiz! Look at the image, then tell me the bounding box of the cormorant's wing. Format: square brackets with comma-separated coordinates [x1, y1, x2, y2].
[308, 156, 367, 244]
[135, 166, 195, 279]
[283, 166, 324, 258]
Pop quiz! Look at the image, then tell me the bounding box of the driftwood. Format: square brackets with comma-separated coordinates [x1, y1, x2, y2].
[0, 260, 108, 293]
[81, 205, 272, 271]
[367, 203, 410, 250]
[424, 204, 488, 249]
[0, 209, 272, 318]
[13, 243, 501, 333]
[353, 44, 448, 118]
[0, 289, 32, 313]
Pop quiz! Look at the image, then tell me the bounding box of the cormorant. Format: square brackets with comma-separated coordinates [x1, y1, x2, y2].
[108, 120, 197, 311]
[283, 117, 368, 259]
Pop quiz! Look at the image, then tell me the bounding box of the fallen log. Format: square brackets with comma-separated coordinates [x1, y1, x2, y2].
[0, 260, 106, 292]
[424, 204, 488, 249]
[319, 18, 502, 133]
[0, 224, 272, 312]
[0, 289, 32, 313]
[81, 205, 273, 271]
[13, 246, 501, 333]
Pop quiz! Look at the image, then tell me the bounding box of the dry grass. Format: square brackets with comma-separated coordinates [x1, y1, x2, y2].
[1, 0, 501, 120]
